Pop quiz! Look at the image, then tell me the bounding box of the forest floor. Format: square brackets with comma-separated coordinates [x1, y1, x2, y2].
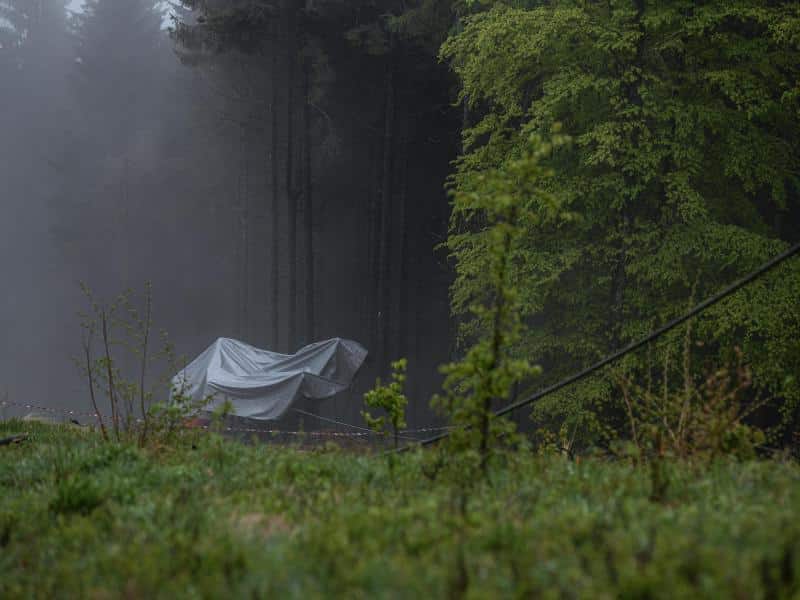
[1, 421, 799, 598]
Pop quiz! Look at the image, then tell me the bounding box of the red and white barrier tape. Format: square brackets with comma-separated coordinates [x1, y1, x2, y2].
[1, 399, 453, 437]
[0, 399, 103, 420]
[200, 425, 371, 438]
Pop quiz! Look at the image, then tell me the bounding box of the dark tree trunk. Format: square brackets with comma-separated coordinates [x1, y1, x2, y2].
[396, 119, 411, 417]
[366, 140, 379, 360]
[240, 121, 250, 339]
[270, 35, 280, 349]
[286, 3, 297, 351]
[397, 133, 409, 358]
[376, 64, 395, 373]
[234, 119, 250, 340]
[303, 57, 315, 344]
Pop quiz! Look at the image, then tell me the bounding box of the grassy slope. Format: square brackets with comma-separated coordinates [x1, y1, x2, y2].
[1, 421, 799, 599]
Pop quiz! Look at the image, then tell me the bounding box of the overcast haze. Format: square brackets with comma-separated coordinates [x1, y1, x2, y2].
[1, 0, 458, 427]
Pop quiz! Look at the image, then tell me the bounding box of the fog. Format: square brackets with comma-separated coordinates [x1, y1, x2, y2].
[1, 0, 459, 427]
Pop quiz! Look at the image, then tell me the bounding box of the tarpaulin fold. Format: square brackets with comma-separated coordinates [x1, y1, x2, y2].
[172, 337, 368, 420]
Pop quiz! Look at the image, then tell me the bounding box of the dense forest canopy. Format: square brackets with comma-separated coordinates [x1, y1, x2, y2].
[441, 1, 800, 445]
[1, 0, 798, 449]
[175, 0, 800, 447]
[170, 0, 464, 426]
[0, 0, 460, 425]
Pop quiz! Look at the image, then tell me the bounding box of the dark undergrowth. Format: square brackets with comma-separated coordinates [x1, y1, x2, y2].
[1, 420, 799, 599]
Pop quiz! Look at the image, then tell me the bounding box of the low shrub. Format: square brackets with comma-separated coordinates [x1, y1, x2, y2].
[1, 425, 798, 598]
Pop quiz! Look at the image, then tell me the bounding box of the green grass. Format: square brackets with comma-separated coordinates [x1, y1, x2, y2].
[1, 420, 799, 599]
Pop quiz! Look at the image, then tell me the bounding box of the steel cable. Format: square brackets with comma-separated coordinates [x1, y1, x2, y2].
[399, 241, 800, 451]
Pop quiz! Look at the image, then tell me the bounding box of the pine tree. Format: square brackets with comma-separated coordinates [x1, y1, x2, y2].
[0, 0, 26, 70]
[73, 0, 167, 150]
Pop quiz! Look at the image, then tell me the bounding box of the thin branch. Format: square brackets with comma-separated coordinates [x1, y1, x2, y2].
[138, 283, 153, 446]
[82, 329, 108, 441]
[101, 309, 119, 441]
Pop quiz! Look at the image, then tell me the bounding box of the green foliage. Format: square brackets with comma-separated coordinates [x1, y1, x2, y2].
[433, 132, 567, 480]
[441, 1, 800, 447]
[146, 377, 214, 447]
[386, 0, 474, 52]
[1, 425, 800, 597]
[363, 358, 409, 449]
[50, 474, 105, 516]
[77, 283, 210, 447]
[613, 337, 767, 462]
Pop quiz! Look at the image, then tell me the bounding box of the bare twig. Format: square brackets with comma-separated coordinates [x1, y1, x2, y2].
[138, 282, 153, 446]
[82, 327, 108, 441]
[618, 375, 639, 452]
[101, 309, 119, 440]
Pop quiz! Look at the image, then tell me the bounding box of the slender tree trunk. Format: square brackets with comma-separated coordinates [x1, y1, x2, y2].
[480, 212, 515, 475]
[356, 140, 369, 342]
[119, 158, 130, 291]
[366, 137, 379, 360]
[302, 58, 315, 344]
[396, 120, 409, 353]
[101, 310, 119, 440]
[233, 195, 242, 338]
[270, 39, 280, 349]
[240, 121, 250, 339]
[138, 283, 151, 446]
[396, 124, 410, 417]
[376, 64, 396, 373]
[234, 118, 249, 340]
[286, 3, 297, 351]
[83, 334, 108, 441]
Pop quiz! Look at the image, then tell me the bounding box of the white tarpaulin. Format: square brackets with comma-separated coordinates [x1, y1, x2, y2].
[172, 337, 368, 420]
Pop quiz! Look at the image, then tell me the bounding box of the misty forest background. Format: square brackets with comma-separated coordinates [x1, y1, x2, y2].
[1, 0, 459, 429]
[2, 0, 800, 446]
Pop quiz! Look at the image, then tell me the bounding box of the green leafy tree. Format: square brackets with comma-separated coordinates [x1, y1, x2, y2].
[363, 358, 409, 449]
[425, 132, 559, 596]
[441, 1, 800, 447]
[433, 131, 565, 479]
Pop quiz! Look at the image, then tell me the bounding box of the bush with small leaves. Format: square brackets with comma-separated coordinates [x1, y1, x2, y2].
[363, 358, 409, 450]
